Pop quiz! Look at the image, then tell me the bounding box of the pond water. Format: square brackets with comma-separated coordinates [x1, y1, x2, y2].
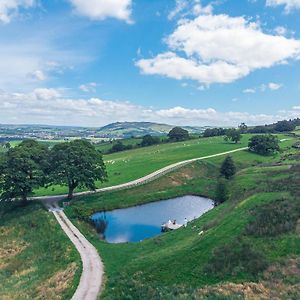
[91, 195, 214, 243]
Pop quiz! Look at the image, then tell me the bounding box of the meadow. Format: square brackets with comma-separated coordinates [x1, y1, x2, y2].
[65, 137, 300, 299]
[35, 134, 294, 196]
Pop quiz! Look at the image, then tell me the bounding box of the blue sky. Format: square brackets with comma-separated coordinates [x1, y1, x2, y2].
[0, 0, 300, 127]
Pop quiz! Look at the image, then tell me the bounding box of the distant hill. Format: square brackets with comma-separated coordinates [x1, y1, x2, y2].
[96, 122, 208, 138]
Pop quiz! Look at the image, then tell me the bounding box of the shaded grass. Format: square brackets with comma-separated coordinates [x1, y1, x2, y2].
[0, 201, 81, 300]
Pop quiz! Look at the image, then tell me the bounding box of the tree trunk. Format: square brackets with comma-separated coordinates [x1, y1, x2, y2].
[67, 186, 74, 199]
[21, 194, 28, 206]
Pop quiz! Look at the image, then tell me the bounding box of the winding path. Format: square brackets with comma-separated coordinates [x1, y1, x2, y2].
[39, 146, 248, 300]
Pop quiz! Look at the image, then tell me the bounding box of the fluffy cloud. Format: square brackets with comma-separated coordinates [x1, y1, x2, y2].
[268, 82, 283, 90]
[28, 70, 46, 81]
[243, 88, 256, 94]
[68, 0, 132, 23]
[243, 82, 283, 93]
[168, 0, 212, 20]
[79, 82, 97, 93]
[137, 13, 300, 85]
[0, 0, 35, 23]
[0, 89, 299, 127]
[266, 0, 300, 12]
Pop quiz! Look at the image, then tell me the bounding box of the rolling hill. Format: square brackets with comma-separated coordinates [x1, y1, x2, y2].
[96, 122, 208, 138]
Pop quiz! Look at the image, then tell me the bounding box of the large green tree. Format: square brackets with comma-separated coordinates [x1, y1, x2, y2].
[0, 140, 49, 204]
[220, 156, 236, 179]
[224, 129, 242, 143]
[141, 134, 160, 147]
[49, 139, 107, 199]
[248, 135, 279, 155]
[168, 127, 189, 142]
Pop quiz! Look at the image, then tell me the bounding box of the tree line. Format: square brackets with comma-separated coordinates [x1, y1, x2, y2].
[203, 118, 300, 138]
[0, 139, 107, 204]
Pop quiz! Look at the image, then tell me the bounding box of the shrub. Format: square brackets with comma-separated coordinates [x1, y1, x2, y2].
[204, 239, 268, 279]
[245, 198, 299, 237]
[220, 156, 236, 179]
[215, 179, 230, 204]
[248, 134, 279, 155]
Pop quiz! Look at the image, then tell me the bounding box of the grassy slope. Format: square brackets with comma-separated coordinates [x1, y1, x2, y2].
[35, 134, 290, 196]
[0, 202, 81, 300]
[65, 137, 300, 299]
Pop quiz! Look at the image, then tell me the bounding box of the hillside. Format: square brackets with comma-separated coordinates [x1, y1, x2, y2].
[97, 122, 207, 138]
[65, 136, 300, 299]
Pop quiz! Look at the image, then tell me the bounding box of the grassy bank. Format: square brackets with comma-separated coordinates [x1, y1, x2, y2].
[65, 140, 300, 299]
[0, 201, 81, 300]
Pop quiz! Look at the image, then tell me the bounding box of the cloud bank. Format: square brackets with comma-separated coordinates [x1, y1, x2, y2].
[0, 89, 299, 127]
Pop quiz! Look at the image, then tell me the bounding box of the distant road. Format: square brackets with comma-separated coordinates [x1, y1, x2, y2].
[39, 146, 248, 300]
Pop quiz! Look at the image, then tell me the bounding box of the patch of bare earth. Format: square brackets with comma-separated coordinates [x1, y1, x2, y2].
[37, 262, 78, 300]
[197, 258, 300, 299]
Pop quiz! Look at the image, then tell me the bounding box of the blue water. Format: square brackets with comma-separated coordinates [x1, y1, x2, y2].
[91, 195, 214, 243]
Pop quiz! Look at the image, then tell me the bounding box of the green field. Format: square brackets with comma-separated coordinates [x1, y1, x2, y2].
[35, 134, 295, 196]
[65, 141, 300, 299]
[0, 202, 81, 300]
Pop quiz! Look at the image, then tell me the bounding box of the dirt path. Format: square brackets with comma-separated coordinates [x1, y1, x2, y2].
[48, 202, 104, 300]
[39, 146, 248, 300]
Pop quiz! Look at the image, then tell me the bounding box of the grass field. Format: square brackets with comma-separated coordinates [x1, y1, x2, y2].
[35, 134, 296, 196]
[65, 141, 300, 299]
[0, 202, 81, 300]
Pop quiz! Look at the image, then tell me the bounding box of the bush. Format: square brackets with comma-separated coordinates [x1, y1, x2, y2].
[248, 134, 279, 155]
[108, 141, 133, 153]
[204, 239, 268, 279]
[215, 179, 230, 204]
[220, 156, 236, 179]
[140, 135, 160, 147]
[245, 198, 300, 237]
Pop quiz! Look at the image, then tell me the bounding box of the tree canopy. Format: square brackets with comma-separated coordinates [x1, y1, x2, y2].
[168, 127, 189, 141]
[248, 135, 279, 155]
[49, 139, 107, 199]
[140, 134, 160, 147]
[0, 140, 49, 203]
[224, 129, 242, 143]
[220, 156, 236, 179]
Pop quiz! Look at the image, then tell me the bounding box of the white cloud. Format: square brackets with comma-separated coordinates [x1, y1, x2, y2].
[0, 35, 91, 91]
[0, 0, 35, 23]
[266, 0, 300, 13]
[28, 70, 46, 81]
[292, 105, 300, 110]
[68, 0, 133, 23]
[274, 26, 287, 36]
[168, 0, 212, 20]
[243, 88, 256, 93]
[79, 82, 97, 93]
[0, 89, 299, 127]
[268, 82, 283, 90]
[33, 88, 62, 100]
[137, 13, 300, 85]
[243, 82, 283, 93]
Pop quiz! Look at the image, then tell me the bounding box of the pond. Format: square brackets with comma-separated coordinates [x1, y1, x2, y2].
[91, 195, 214, 243]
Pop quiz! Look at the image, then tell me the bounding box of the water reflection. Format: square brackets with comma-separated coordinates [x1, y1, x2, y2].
[91, 195, 214, 243]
